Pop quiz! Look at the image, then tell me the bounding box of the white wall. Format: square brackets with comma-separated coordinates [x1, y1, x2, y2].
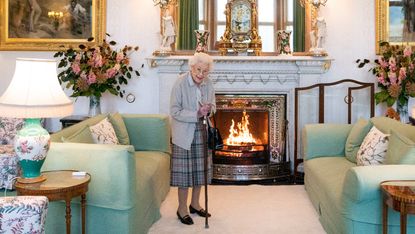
[0, 0, 382, 131]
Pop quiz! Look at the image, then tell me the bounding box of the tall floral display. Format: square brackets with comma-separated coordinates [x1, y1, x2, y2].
[358, 42, 415, 122]
[54, 36, 140, 116]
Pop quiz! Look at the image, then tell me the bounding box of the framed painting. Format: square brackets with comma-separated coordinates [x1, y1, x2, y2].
[0, 0, 105, 51]
[376, 0, 415, 54]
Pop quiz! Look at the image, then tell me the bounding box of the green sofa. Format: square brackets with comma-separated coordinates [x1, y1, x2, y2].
[302, 116, 415, 234]
[42, 114, 171, 234]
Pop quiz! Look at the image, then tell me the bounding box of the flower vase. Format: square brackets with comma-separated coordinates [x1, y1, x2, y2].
[276, 30, 292, 55]
[88, 96, 101, 117]
[195, 30, 210, 53]
[397, 100, 409, 123]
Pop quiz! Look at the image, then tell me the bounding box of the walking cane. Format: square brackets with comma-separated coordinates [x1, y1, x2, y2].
[203, 115, 209, 229]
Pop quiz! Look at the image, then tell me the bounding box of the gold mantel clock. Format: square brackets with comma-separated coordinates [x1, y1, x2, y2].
[218, 0, 262, 56]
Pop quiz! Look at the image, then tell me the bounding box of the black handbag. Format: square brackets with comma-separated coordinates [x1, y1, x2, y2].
[207, 114, 224, 150]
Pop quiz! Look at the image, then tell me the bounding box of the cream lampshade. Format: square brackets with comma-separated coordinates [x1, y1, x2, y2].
[0, 58, 73, 183]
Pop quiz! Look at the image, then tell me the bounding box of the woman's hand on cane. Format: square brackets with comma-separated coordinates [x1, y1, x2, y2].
[198, 103, 212, 117]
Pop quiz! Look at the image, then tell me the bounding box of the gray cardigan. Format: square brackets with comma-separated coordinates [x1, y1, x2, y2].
[170, 72, 216, 150]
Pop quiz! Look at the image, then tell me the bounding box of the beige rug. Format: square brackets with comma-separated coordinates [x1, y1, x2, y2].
[149, 185, 326, 234]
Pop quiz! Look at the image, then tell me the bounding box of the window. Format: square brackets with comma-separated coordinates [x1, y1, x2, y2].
[198, 0, 293, 52]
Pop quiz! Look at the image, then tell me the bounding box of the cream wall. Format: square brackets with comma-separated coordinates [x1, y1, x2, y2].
[0, 0, 381, 131]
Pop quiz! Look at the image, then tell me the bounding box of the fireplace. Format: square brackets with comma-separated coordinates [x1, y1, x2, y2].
[149, 55, 332, 182]
[212, 94, 290, 181]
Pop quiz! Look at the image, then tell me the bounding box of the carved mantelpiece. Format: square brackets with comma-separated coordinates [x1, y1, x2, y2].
[148, 55, 332, 169]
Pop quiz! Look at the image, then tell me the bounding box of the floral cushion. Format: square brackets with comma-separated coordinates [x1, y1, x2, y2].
[356, 126, 389, 166]
[0, 117, 24, 145]
[89, 117, 119, 144]
[0, 196, 48, 234]
[0, 145, 20, 190]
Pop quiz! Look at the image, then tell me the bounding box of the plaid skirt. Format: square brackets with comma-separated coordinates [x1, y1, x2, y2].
[170, 120, 212, 187]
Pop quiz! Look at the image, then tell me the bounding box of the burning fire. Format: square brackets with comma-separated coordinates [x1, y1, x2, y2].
[226, 110, 261, 145]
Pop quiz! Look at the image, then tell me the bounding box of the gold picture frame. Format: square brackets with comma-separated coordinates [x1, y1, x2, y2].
[376, 0, 415, 54]
[0, 0, 106, 51]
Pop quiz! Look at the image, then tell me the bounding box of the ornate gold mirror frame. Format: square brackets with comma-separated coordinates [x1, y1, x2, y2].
[218, 0, 262, 55]
[376, 0, 415, 54]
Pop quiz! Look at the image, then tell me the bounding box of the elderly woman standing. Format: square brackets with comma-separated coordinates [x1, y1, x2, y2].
[170, 52, 215, 225]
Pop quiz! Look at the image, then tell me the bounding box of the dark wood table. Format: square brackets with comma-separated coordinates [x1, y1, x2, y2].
[381, 180, 415, 234]
[15, 170, 91, 234]
[60, 115, 89, 128]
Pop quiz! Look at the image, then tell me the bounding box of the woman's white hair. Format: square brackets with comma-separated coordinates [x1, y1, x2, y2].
[188, 52, 214, 71]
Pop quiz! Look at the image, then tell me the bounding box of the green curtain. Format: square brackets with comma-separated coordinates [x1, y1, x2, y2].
[293, 0, 305, 52]
[177, 0, 198, 50]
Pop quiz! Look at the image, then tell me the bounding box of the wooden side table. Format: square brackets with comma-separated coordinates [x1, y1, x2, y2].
[15, 170, 91, 234]
[381, 180, 415, 234]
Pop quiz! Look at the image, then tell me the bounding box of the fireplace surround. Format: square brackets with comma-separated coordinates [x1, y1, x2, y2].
[149, 55, 331, 181]
[212, 94, 288, 180]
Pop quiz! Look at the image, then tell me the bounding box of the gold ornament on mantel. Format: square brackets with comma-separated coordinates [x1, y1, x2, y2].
[218, 0, 262, 56]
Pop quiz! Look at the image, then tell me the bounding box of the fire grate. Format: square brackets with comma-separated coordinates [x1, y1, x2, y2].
[213, 94, 290, 181]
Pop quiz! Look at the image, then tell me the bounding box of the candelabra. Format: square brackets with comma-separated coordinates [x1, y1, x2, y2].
[48, 11, 63, 31]
[300, 0, 328, 56]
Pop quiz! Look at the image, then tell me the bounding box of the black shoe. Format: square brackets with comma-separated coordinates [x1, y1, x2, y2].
[176, 211, 194, 225]
[189, 205, 211, 217]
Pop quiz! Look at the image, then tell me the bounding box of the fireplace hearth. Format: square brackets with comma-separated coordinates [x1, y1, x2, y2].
[212, 94, 290, 181]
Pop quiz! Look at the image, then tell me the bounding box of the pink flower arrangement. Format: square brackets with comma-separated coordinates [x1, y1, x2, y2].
[54, 36, 140, 98]
[357, 42, 415, 107]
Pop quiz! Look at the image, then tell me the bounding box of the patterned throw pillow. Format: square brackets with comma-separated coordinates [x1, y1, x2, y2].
[356, 126, 389, 166]
[89, 117, 119, 144]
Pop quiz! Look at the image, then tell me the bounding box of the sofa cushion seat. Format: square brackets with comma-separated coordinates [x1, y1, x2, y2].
[134, 151, 170, 234]
[305, 157, 354, 210]
[305, 157, 355, 233]
[135, 151, 170, 217]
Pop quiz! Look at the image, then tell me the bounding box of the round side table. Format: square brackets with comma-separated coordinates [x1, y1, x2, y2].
[15, 170, 91, 234]
[381, 180, 415, 234]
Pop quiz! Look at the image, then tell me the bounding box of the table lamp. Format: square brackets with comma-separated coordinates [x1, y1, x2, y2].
[0, 58, 73, 183]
